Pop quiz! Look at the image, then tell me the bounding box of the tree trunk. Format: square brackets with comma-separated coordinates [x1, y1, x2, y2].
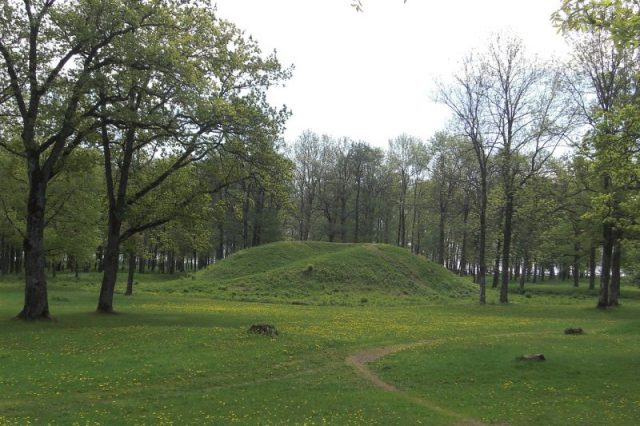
[609, 236, 621, 306]
[125, 251, 136, 296]
[17, 165, 50, 320]
[410, 183, 419, 253]
[168, 250, 176, 274]
[459, 201, 470, 276]
[492, 240, 501, 289]
[477, 170, 488, 304]
[519, 251, 529, 293]
[598, 222, 613, 309]
[589, 246, 596, 290]
[397, 202, 405, 247]
[500, 194, 514, 303]
[354, 177, 361, 243]
[97, 124, 134, 313]
[242, 182, 250, 248]
[598, 173, 615, 308]
[97, 214, 122, 312]
[0, 235, 6, 275]
[573, 240, 580, 288]
[252, 189, 264, 247]
[437, 210, 446, 266]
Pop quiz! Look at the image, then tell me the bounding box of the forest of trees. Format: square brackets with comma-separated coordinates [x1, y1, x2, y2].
[1, 0, 639, 317]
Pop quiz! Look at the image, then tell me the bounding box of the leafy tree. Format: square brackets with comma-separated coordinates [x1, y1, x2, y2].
[89, 4, 288, 312]
[387, 134, 429, 248]
[0, 0, 191, 319]
[556, 0, 640, 307]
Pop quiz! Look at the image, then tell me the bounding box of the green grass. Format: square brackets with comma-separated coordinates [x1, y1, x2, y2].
[373, 314, 640, 425]
[1, 243, 640, 425]
[147, 241, 477, 305]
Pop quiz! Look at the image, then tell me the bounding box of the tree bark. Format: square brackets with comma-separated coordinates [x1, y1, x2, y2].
[573, 240, 580, 288]
[98, 214, 122, 312]
[477, 168, 488, 304]
[125, 252, 136, 296]
[459, 200, 470, 276]
[500, 193, 514, 303]
[97, 122, 134, 313]
[492, 239, 501, 289]
[588, 246, 596, 290]
[519, 251, 529, 293]
[609, 236, 621, 306]
[17, 162, 50, 320]
[0, 235, 6, 275]
[437, 210, 446, 266]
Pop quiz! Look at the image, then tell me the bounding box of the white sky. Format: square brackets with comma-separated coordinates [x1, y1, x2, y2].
[214, 0, 570, 148]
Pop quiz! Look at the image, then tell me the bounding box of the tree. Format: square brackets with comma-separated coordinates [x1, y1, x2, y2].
[484, 35, 575, 303]
[292, 131, 322, 241]
[428, 133, 467, 266]
[0, 0, 187, 319]
[88, 4, 288, 313]
[556, 1, 640, 307]
[387, 134, 428, 249]
[438, 53, 494, 304]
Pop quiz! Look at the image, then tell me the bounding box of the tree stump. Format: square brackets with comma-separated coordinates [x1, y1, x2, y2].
[564, 327, 583, 335]
[248, 324, 278, 336]
[516, 353, 545, 361]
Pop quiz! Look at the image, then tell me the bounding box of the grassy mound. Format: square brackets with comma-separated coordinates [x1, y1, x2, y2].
[162, 241, 476, 305]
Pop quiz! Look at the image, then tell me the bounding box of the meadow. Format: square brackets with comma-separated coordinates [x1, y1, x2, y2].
[1, 243, 639, 425]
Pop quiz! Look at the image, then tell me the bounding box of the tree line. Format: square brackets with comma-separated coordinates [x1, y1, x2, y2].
[287, 0, 640, 308]
[2, 0, 639, 317]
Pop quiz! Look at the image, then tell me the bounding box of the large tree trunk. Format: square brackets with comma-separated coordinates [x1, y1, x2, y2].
[97, 125, 134, 313]
[97, 215, 122, 312]
[17, 166, 51, 320]
[500, 194, 514, 304]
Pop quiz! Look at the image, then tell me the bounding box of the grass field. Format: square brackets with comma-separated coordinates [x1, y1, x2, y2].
[1, 243, 639, 425]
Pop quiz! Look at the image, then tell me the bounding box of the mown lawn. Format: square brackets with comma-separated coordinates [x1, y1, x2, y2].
[1, 274, 639, 425]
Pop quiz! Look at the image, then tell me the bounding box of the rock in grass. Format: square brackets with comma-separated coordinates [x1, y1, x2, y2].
[564, 327, 583, 335]
[516, 353, 546, 361]
[248, 324, 278, 336]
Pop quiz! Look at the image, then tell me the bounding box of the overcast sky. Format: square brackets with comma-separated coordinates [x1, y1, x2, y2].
[214, 0, 570, 148]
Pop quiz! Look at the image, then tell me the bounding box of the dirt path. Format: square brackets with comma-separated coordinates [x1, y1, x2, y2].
[346, 339, 484, 425]
[347, 330, 562, 425]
